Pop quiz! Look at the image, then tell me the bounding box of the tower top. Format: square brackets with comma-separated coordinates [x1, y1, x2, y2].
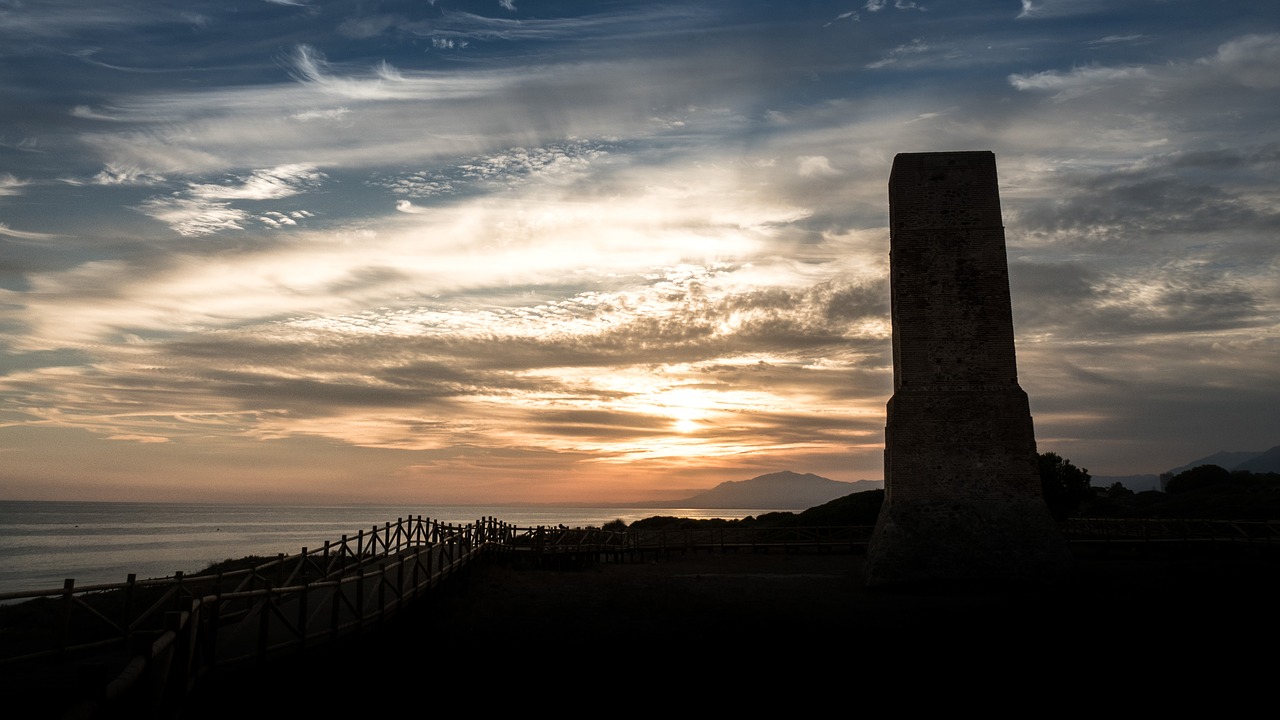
[889, 151, 1002, 231]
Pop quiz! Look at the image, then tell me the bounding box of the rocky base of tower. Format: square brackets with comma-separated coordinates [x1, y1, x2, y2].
[865, 498, 1072, 586]
[866, 388, 1072, 586]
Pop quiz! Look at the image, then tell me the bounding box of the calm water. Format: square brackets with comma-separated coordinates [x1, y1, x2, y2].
[0, 501, 769, 597]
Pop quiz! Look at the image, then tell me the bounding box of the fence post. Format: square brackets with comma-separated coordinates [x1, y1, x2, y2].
[122, 573, 137, 641]
[257, 583, 273, 661]
[330, 578, 342, 642]
[59, 578, 75, 654]
[377, 563, 387, 624]
[355, 569, 366, 632]
[205, 587, 222, 668]
[396, 556, 405, 607]
[297, 580, 309, 653]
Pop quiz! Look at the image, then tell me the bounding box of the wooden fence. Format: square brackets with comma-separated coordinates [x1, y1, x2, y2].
[0, 515, 519, 719]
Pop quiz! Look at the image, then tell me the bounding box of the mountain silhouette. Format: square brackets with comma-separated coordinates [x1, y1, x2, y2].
[1098, 444, 1280, 492]
[1166, 445, 1280, 476]
[657, 470, 878, 509]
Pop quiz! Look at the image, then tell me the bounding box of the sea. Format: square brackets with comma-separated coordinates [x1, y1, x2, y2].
[0, 501, 773, 598]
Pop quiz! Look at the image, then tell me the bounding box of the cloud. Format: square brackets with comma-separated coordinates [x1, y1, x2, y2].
[866, 0, 922, 10]
[1010, 34, 1280, 101]
[91, 164, 166, 186]
[866, 38, 930, 69]
[374, 141, 609, 199]
[1008, 64, 1150, 100]
[1199, 33, 1280, 89]
[0, 223, 62, 241]
[1087, 34, 1146, 46]
[134, 165, 324, 235]
[186, 165, 326, 201]
[292, 107, 350, 122]
[825, 11, 859, 26]
[137, 196, 251, 236]
[71, 105, 123, 121]
[1015, 0, 1113, 19]
[0, 174, 24, 196]
[797, 155, 839, 177]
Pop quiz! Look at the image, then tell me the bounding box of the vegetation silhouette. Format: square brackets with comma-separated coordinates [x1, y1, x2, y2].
[618, 455, 1280, 531]
[1099, 465, 1280, 520]
[1039, 452, 1093, 521]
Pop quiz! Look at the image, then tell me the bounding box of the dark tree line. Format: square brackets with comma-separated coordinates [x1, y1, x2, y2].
[1038, 451, 1093, 521]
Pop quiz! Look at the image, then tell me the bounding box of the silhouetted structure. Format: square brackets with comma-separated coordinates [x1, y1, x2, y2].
[865, 151, 1069, 586]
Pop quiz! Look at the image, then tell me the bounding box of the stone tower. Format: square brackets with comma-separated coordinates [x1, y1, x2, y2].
[865, 151, 1069, 586]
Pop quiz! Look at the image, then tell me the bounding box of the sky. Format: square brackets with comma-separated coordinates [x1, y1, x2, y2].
[1, 0, 1278, 505]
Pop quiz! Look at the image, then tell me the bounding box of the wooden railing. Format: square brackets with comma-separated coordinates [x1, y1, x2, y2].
[0, 515, 517, 719]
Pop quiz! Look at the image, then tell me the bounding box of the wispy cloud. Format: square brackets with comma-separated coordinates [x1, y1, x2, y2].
[1087, 34, 1145, 46]
[137, 196, 252, 236]
[0, 223, 62, 241]
[1009, 34, 1280, 99]
[187, 165, 326, 202]
[0, 174, 25, 196]
[866, 38, 930, 69]
[1008, 64, 1150, 99]
[135, 165, 325, 235]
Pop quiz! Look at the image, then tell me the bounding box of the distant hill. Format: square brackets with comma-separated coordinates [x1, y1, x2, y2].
[650, 471, 880, 509]
[1165, 448, 1278, 476]
[1233, 446, 1280, 473]
[1098, 445, 1280, 493]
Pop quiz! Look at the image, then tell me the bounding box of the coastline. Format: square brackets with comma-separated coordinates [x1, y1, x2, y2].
[0, 501, 782, 596]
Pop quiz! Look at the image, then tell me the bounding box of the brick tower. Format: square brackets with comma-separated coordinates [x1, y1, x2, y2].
[865, 151, 1069, 586]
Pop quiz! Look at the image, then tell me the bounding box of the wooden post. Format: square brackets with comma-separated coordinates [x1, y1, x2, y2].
[204, 588, 221, 667]
[122, 573, 137, 641]
[355, 569, 366, 632]
[256, 585, 272, 661]
[395, 556, 405, 606]
[59, 578, 74, 653]
[330, 578, 342, 642]
[296, 581, 309, 653]
[376, 563, 386, 623]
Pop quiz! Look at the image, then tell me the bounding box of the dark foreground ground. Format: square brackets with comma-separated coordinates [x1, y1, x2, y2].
[180, 544, 1279, 714]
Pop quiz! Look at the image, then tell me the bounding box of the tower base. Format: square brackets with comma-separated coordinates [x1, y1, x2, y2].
[865, 389, 1071, 587]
